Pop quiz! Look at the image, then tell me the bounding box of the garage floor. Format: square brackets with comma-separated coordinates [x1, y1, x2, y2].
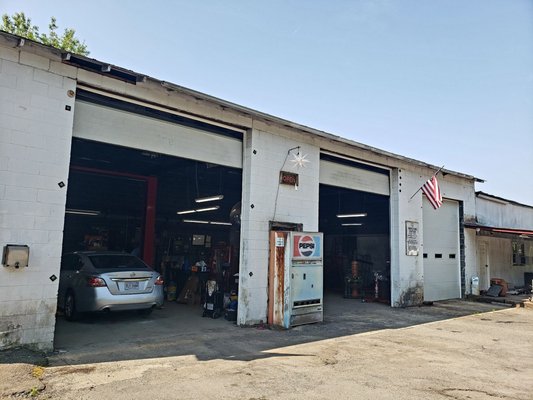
[51, 294, 503, 366]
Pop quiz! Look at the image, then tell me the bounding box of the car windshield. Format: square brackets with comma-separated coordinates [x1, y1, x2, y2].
[88, 254, 148, 269]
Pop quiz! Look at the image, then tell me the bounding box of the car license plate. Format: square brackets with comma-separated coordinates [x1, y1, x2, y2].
[125, 281, 139, 290]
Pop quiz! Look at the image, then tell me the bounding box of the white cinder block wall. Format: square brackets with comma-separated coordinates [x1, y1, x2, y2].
[238, 125, 319, 325]
[390, 166, 476, 305]
[0, 44, 75, 350]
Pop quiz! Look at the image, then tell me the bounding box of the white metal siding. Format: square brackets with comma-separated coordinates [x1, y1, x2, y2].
[423, 198, 461, 301]
[319, 160, 390, 195]
[73, 100, 243, 168]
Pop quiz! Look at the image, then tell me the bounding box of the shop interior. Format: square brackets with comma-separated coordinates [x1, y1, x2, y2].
[319, 183, 391, 303]
[62, 138, 242, 318]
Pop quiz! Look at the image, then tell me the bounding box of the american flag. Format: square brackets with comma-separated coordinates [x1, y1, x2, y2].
[422, 176, 443, 209]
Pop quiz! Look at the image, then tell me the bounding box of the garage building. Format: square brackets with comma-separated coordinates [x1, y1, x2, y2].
[0, 32, 482, 350]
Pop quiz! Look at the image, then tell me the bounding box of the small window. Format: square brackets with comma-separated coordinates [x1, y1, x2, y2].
[512, 242, 526, 266]
[449, 254, 456, 259]
[423, 253, 428, 258]
[435, 254, 443, 259]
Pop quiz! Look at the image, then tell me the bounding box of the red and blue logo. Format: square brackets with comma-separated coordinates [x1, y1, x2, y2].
[293, 234, 321, 258]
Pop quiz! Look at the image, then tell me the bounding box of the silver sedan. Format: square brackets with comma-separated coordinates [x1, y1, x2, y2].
[58, 251, 164, 321]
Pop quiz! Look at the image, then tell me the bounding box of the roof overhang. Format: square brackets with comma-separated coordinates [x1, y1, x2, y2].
[465, 223, 533, 238]
[0, 31, 483, 183]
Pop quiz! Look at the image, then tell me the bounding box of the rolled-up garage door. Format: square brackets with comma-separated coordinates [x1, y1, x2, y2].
[73, 99, 243, 169]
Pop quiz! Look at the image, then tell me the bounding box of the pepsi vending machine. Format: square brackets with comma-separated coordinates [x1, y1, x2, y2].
[268, 231, 324, 328]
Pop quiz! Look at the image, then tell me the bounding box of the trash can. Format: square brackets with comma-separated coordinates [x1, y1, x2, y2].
[471, 276, 480, 296]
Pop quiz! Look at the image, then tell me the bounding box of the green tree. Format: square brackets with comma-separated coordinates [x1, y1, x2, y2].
[1, 12, 89, 56]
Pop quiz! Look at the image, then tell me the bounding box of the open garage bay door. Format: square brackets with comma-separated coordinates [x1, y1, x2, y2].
[423, 198, 461, 301]
[318, 153, 391, 303]
[72, 90, 243, 169]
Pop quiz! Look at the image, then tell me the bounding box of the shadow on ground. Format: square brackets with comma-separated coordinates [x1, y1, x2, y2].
[2, 294, 507, 367]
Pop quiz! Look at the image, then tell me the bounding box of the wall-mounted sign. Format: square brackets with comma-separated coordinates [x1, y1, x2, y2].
[292, 233, 322, 260]
[405, 221, 419, 256]
[280, 171, 299, 186]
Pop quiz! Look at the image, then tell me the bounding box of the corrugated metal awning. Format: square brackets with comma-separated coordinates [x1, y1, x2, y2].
[465, 224, 533, 237]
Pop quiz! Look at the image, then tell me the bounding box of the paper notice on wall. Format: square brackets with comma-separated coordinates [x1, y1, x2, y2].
[276, 237, 285, 247]
[406, 221, 419, 256]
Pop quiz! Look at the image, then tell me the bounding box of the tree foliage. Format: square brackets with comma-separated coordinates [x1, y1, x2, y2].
[1, 12, 89, 56]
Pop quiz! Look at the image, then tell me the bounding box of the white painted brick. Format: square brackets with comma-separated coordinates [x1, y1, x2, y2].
[34, 215, 65, 230]
[36, 189, 67, 205]
[63, 76, 76, 90]
[0, 128, 11, 145]
[30, 94, 63, 112]
[33, 68, 63, 88]
[2, 200, 50, 217]
[0, 87, 31, 107]
[10, 129, 45, 148]
[49, 60, 77, 79]
[28, 119, 65, 138]
[42, 283, 60, 299]
[0, 282, 43, 301]
[2, 60, 32, 78]
[0, 73, 16, 88]
[4, 186, 38, 202]
[20, 327, 54, 350]
[19, 52, 50, 70]
[0, 46, 19, 63]
[25, 229, 50, 244]
[30, 243, 63, 260]
[17, 77, 48, 97]
[0, 114, 31, 131]
[0, 228, 13, 242]
[47, 85, 70, 101]
[42, 107, 74, 126]
[39, 162, 69, 179]
[24, 146, 60, 164]
[8, 158, 41, 175]
[48, 204, 66, 218]
[0, 213, 35, 229]
[0, 171, 58, 190]
[41, 136, 70, 153]
[48, 230, 64, 244]
[0, 300, 33, 316]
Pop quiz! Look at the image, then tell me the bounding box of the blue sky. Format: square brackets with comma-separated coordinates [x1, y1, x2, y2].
[3, 0, 532, 204]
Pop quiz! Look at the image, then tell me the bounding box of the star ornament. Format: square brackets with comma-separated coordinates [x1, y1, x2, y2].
[290, 152, 310, 169]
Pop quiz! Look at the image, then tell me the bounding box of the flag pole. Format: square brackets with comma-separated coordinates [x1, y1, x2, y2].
[408, 165, 445, 201]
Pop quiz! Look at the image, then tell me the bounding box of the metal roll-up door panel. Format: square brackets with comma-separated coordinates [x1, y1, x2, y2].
[423, 198, 461, 301]
[319, 159, 390, 195]
[73, 100, 242, 169]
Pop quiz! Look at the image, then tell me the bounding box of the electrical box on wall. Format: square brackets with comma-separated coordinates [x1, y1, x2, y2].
[2, 245, 30, 268]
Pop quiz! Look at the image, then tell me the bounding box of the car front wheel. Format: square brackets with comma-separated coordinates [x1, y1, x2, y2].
[64, 292, 80, 321]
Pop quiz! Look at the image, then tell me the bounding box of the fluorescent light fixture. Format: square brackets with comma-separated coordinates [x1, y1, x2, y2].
[177, 206, 220, 215]
[342, 223, 363, 226]
[65, 209, 101, 216]
[177, 209, 196, 215]
[195, 195, 224, 203]
[336, 213, 367, 218]
[195, 206, 220, 213]
[183, 219, 232, 226]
